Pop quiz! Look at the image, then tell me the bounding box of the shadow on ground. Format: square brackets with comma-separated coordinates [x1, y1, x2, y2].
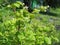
[40, 12, 59, 17]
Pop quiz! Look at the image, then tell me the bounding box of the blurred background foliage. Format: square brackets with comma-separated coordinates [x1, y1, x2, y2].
[0, 0, 60, 7]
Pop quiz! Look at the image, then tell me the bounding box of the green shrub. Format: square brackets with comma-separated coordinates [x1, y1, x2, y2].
[0, 1, 59, 45]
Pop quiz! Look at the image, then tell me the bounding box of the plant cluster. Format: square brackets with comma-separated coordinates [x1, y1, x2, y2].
[0, 1, 59, 45]
[32, 5, 50, 14]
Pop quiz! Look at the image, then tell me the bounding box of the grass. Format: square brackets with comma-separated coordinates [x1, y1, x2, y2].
[36, 8, 60, 45]
[37, 7, 60, 25]
[50, 8, 60, 17]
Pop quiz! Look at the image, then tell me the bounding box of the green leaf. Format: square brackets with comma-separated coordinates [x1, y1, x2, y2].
[18, 34, 25, 41]
[45, 37, 51, 44]
[0, 32, 3, 36]
[13, 3, 20, 8]
[54, 37, 59, 42]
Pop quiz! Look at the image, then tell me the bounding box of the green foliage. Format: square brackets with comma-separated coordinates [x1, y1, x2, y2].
[32, 5, 50, 13]
[7, 1, 24, 8]
[39, 6, 49, 12]
[0, 1, 59, 45]
[0, 0, 9, 7]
